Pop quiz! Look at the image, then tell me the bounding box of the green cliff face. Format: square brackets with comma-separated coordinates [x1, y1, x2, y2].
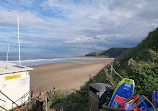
[113, 28, 158, 95]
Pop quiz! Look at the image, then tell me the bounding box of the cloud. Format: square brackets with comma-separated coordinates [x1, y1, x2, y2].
[0, 0, 158, 56]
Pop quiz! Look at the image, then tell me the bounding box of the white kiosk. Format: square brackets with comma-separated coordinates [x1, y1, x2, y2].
[0, 61, 33, 110]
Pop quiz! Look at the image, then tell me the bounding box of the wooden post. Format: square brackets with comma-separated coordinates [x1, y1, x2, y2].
[45, 94, 47, 111]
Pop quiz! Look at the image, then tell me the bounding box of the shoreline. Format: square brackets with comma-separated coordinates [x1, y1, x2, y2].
[8, 56, 113, 67]
[30, 58, 114, 94]
[28, 58, 114, 67]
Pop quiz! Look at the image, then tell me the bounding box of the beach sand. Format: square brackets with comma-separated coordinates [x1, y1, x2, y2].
[30, 58, 114, 93]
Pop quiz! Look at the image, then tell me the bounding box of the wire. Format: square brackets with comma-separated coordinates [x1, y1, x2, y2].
[142, 95, 156, 111]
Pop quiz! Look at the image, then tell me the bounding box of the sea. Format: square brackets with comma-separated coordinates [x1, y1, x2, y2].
[0, 52, 107, 66]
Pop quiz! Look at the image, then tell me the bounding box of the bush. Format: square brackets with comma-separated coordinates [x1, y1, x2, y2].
[126, 62, 158, 95]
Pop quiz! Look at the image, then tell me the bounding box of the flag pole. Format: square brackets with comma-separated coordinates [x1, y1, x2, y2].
[17, 15, 21, 66]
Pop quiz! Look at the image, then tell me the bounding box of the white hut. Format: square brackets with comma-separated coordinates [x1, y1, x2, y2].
[0, 61, 33, 110]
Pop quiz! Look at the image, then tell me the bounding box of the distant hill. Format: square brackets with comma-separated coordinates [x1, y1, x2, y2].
[85, 48, 131, 58]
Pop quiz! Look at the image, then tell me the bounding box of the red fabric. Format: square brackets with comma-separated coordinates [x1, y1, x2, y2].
[114, 95, 126, 104]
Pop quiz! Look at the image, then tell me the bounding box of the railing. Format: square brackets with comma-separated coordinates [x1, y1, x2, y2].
[0, 99, 6, 103]
[0, 86, 37, 110]
[0, 90, 18, 106]
[0, 90, 19, 110]
[0, 105, 7, 111]
[0, 98, 7, 111]
[14, 86, 37, 105]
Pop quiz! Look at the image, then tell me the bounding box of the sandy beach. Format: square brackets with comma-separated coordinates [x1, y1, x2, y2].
[30, 58, 114, 93]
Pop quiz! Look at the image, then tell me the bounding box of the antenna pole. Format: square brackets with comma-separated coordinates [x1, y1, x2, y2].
[17, 15, 21, 66]
[6, 41, 10, 69]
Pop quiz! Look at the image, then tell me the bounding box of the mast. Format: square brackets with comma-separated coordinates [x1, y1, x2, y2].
[6, 41, 10, 69]
[17, 15, 21, 66]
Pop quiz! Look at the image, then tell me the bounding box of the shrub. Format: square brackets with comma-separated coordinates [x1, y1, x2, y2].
[127, 62, 158, 95]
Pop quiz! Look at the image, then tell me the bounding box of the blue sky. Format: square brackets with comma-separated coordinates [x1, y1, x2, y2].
[0, 0, 158, 56]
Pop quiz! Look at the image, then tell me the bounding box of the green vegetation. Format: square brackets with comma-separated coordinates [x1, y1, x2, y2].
[127, 61, 158, 95]
[85, 51, 105, 56]
[85, 48, 131, 58]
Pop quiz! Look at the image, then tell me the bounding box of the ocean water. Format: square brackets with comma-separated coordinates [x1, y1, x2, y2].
[0, 53, 107, 66]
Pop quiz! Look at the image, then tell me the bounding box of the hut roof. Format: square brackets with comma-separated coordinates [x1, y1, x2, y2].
[0, 61, 33, 75]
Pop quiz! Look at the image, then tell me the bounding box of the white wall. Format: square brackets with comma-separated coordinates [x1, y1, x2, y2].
[0, 71, 30, 110]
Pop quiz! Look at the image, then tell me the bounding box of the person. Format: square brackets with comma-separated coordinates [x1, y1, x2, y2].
[38, 91, 45, 110]
[52, 87, 56, 95]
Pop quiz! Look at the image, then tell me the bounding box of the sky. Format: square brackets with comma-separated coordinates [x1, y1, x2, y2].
[0, 0, 158, 56]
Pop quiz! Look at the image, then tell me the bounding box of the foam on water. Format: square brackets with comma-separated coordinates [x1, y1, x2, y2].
[9, 57, 108, 66]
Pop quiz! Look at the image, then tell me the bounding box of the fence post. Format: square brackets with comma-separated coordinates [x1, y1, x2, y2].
[35, 86, 37, 97]
[45, 94, 47, 111]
